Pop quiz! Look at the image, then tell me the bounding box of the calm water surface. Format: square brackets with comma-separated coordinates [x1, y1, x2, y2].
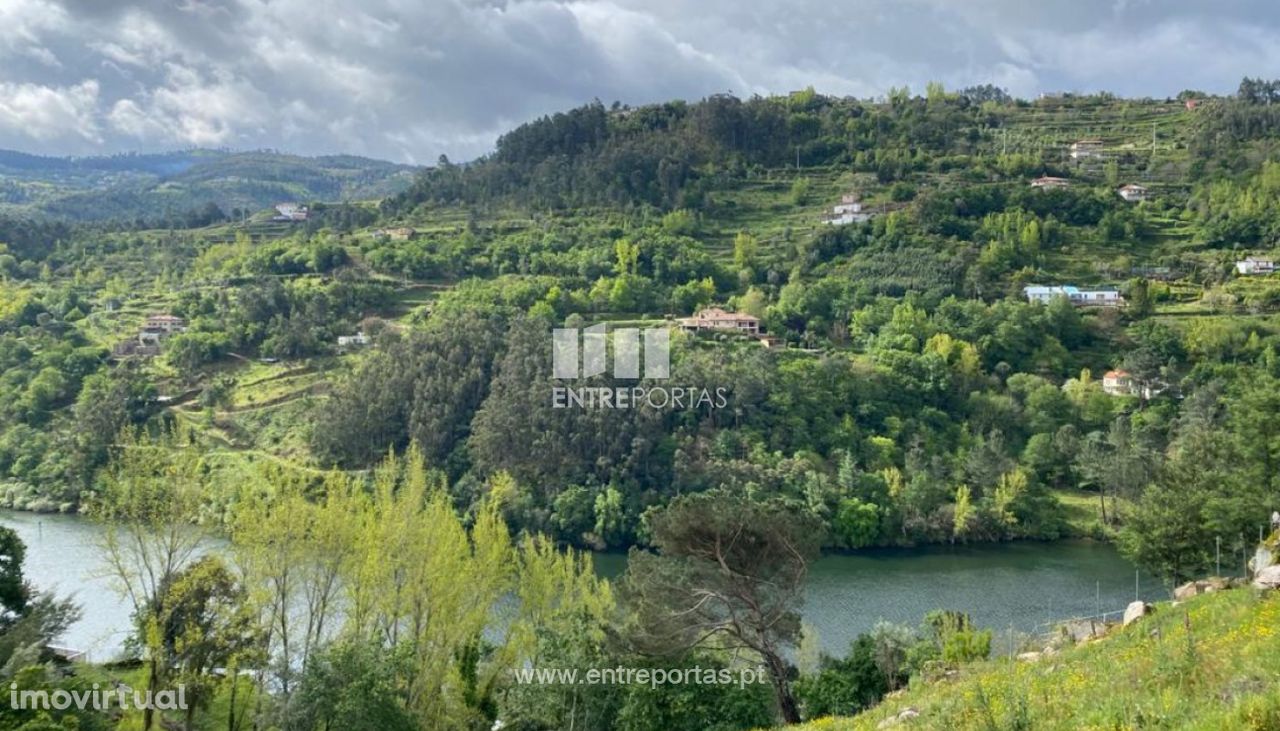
[4, 510, 1162, 659]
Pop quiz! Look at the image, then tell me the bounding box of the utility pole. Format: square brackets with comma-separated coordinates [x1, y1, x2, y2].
[1216, 536, 1221, 576]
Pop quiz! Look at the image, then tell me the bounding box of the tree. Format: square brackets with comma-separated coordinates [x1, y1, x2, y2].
[736, 287, 768, 318]
[868, 621, 914, 690]
[150, 556, 263, 731]
[614, 657, 775, 731]
[1125, 277, 1154, 318]
[1118, 477, 1211, 585]
[0, 528, 80, 675]
[733, 231, 759, 271]
[795, 635, 890, 719]
[952, 485, 974, 542]
[790, 178, 812, 206]
[0, 527, 26, 617]
[90, 428, 208, 731]
[834, 497, 880, 548]
[622, 492, 824, 724]
[290, 640, 419, 731]
[234, 448, 613, 730]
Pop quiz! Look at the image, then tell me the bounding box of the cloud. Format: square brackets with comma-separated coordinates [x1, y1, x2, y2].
[0, 0, 69, 55]
[0, 79, 101, 142]
[108, 64, 268, 146]
[0, 0, 1276, 161]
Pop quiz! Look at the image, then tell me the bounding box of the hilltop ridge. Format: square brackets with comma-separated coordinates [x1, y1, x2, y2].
[0, 148, 419, 224]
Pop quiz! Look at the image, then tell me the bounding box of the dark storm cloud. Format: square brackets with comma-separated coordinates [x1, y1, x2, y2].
[0, 0, 1277, 161]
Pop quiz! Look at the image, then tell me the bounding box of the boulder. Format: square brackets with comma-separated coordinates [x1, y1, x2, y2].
[1203, 576, 1231, 592]
[1060, 618, 1106, 643]
[1253, 564, 1280, 590]
[1016, 651, 1042, 662]
[877, 708, 919, 729]
[1174, 577, 1235, 600]
[1123, 600, 1153, 626]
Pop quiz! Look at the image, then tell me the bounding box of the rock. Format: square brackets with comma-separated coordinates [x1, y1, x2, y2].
[1175, 576, 1239, 600]
[1203, 576, 1231, 592]
[1123, 600, 1153, 626]
[1016, 651, 1041, 662]
[877, 708, 920, 729]
[1253, 564, 1280, 590]
[1060, 618, 1106, 643]
[1253, 546, 1275, 573]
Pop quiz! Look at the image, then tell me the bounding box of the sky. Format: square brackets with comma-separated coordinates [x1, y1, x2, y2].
[0, 0, 1277, 163]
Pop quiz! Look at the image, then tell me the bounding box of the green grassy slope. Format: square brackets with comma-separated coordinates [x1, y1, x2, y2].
[787, 588, 1280, 731]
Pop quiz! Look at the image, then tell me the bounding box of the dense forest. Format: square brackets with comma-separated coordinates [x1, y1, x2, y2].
[4, 79, 1280, 730]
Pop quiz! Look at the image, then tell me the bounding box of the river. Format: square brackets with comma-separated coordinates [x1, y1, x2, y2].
[3, 510, 1164, 661]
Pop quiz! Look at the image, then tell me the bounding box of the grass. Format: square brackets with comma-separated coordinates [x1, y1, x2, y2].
[1051, 487, 1109, 539]
[786, 587, 1280, 730]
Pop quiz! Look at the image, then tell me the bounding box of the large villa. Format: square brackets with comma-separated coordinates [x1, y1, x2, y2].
[677, 307, 761, 336]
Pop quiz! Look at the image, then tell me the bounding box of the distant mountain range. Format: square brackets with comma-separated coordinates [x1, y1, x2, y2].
[0, 149, 421, 223]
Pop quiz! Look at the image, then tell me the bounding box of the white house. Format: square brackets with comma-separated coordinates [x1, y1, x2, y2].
[1024, 285, 1076, 304]
[144, 314, 187, 333]
[274, 203, 309, 222]
[1074, 289, 1124, 306]
[1102, 369, 1134, 396]
[1023, 285, 1123, 307]
[1117, 184, 1149, 202]
[337, 332, 371, 349]
[1236, 257, 1276, 275]
[1102, 369, 1167, 399]
[1070, 139, 1105, 160]
[823, 194, 873, 225]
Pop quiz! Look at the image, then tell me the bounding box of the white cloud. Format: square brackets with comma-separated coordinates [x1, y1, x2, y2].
[0, 79, 101, 142]
[0, 0, 1277, 159]
[108, 64, 267, 146]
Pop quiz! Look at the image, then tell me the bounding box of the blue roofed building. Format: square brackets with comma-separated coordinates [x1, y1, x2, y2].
[1023, 285, 1122, 307]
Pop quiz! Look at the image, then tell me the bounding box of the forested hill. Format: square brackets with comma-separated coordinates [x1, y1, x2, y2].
[384, 82, 1280, 218]
[8, 81, 1280, 590]
[0, 149, 419, 224]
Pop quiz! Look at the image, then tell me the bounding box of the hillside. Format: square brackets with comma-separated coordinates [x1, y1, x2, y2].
[0, 148, 419, 223]
[785, 587, 1280, 730]
[6, 83, 1280, 731]
[3, 86, 1280, 574]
